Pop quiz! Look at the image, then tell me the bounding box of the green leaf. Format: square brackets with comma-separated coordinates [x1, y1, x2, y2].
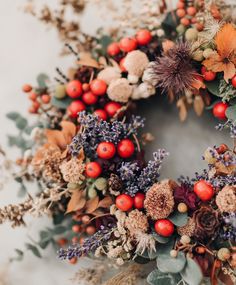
[52, 226, 67, 235]
[52, 212, 65, 225]
[38, 230, 52, 249]
[152, 232, 170, 244]
[180, 258, 203, 285]
[11, 249, 24, 262]
[25, 243, 42, 258]
[147, 269, 181, 285]
[205, 80, 220, 96]
[51, 96, 73, 109]
[156, 251, 186, 274]
[37, 73, 49, 88]
[168, 211, 188, 227]
[8, 135, 27, 150]
[99, 35, 113, 51]
[17, 184, 27, 198]
[225, 105, 236, 122]
[133, 255, 150, 264]
[156, 240, 174, 255]
[15, 117, 28, 130]
[6, 112, 21, 121]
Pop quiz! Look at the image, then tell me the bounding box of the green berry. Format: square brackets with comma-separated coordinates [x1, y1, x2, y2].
[88, 187, 97, 198]
[176, 24, 186, 34]
[67, 182, 80, 190]
[54, 84, 66, 99]
[185, 28, 198, 41]
[94, 177, 108, 191]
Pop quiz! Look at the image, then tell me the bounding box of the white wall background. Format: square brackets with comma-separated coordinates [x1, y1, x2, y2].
[0, 1, 233, 284]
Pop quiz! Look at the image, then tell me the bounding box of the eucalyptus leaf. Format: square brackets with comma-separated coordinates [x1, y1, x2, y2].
[37, 73, 49, 88]
[147, 269, 181, 285]
[156, 240, 174, 255]
[180, 258, 203, 285]
[52, 226, 67, 235]
[51, 96, 73, 109]
[205, 80, 220, 96]
[38, 231, 52, 249]
[8, 135, 27, 150]
[133, 255, 150, 264]
[6, 111, 21, 121]
[156, 251, 186, 274]
[152, 232, 170, 244]
[17, 184, 27, 198]
[15, 117, 28, 130]
[11, 249, 24, 262]
[168, 211, 188, 227]
[25, 243, 42, 258]
[225, 105, 236, 122]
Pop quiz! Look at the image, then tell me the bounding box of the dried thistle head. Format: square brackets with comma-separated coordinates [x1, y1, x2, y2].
[151, 41, 197, 95]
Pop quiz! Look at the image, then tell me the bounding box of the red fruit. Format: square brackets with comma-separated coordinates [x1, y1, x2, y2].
[231, 74, 236, 87]
[201, 66, 206, 74]
[41, 94, 51, 104]
[90, 79, 107, 96]
[69, 257, 77, 264]
[22, 84, 32, 93]
[136, 29, 152, 46]
[28, 93, 38, 101]
[93, 109, 108, 120]
[97, 142, 116, 159]
[104, 102, 122, 117]
[212, 102, 228, 120]
[117, 139, 135, 158]
[176, 8, 186, 18]
[180, 18, 190, 26]
[119, 37, 137, 52]
[187, 6, 197, 16]
[86, 226, 96, 235]
[119, 57, 127, 72]
[66, 80, 83, 98]
[194, 180, 214, 201]
[68, 100, 86, 118]
[86, 162, 102, 178]
[196, 22, 204, 31]
[177, 1, 185, 8]
[33, 101, 40, 110]
[82, 91, 98, 105]
[134, 193, 145, 209]
[203, 70, 216, 81]
[155, 220, 174, 237]
[57, 238, 67, 247]
[71, 236, 79, 244]
[107, 42, 120, 56]
[72, 225, 81, 233]
[28, 106, 38, 114]
[82, 83, 90, 92]
[116, 194, 133, 211]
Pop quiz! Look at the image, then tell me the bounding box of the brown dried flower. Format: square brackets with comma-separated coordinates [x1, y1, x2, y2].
[216, 185, 236, 213]
[193, 206, 219, 242]
[108, 174, 123, 196]
[107, 78, 133, 103]
[60, 157, 85, 183]
[125, 209, 148, 236]
[144, 180, 175, 220]
[177, 218, 196, 237]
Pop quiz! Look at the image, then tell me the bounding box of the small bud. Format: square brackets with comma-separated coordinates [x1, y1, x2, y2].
[170, 250, 178, 258]
[180, 235, 191, 245]
[217, 248, 231, 261]
[177, 202, 188, 213]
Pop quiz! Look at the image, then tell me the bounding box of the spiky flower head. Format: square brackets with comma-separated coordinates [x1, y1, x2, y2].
[151, 41, 197, 95]
[125, 209, 148, 236]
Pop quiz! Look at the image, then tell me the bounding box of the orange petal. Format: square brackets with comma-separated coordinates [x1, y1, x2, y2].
[202, 53, 225, 73]
[215, 23, 236, 57]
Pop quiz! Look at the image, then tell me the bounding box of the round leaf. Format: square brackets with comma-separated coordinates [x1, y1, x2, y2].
[157, 251, 186, 274]
[168, 211, 188, 227]
[226, 105, 236, 122]
[147, 269, 180, 285]
[180, 258, 203, 285]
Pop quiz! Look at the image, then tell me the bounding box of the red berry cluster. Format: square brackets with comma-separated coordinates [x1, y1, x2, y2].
[22, 84, 51, 114]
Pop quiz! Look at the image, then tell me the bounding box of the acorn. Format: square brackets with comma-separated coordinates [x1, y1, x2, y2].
[94, 177, 108, 191]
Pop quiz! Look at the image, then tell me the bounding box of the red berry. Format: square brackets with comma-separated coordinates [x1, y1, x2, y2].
[196, 22, 204, 31]
[136, 29, 152, 46]
[187, 6, 197, 16]
[72, 225, 81, 233]
[201, 66, 206, 74]
[181, 18, 190, 26]
[119, 57, 127, 72]
[57, 238, 67, 247]
[194, 180, 214, 201]
[177, 1, 185, 8]
[66, 80, 83, 98]
[68, 100, 86, 118]
[116, 194, 133, 211]
[107, 42, 120, 56]
[104, 102, 122, 117]
[86, 162, 102, 178]
[22, 84, 32, 93]
[119, 37, 137, 52]
[93, 109, 108, 120]
[176, 8, 186, 18]
[71, 236, 79, 244]
[97, 142, 116, 159]
[82, 83, 90, 92]
[155, 219, 174, 237]
[90, 79, 107, 96]
[86, 226, 96, 235]
[212, 102, 228, 120]
[28, 106, 38, 114]
[69, 257, 77, 264]
[28, 93, 38, 101]
[82, 91, 98, 105]
[203, 70, 216, 81]
[33, 101, 40, 110]
[134, 193, 145, 209]
[117, 139, 135, 158]
[41, 94, 51, 104]
[231, 74, 236, 88]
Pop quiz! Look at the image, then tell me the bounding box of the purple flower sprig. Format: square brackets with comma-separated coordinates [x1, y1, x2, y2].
[220, 212, 236, 242]
[216, 120, 236, 138]
[58, 225, 114, 260]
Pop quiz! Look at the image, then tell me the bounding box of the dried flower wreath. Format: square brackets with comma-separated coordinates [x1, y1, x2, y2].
[1, 0, 236, 285]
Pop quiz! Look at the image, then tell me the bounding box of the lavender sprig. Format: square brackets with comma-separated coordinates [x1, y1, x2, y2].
[58, 225, 114, 260]
[216, 120, 236, 138]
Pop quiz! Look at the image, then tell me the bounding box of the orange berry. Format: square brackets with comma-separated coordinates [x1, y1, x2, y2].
[191, 17, 197, 24]
[196, 246, 206, 254]
[33, 101, 40, 110]
[28, 93, 38, 101]
[57, 238, 67, 247]
[22, 84, 32, 93]
[81, 215, 90, 224]
[180, 18, 190, 26]
[72, 225, 81, 233]
[71, 236, 79, 244]
[79, 237, 85, 245]
[41, 94, 51, 104]
[177, 1, 185, 8]
[82, 83, 90, 92]
[69, 257, 77, 264]
[196, 22, 204, 31]
[28, 106, 38, 114]
[176, 8, 186, 18]
[187, 6, 197, 16]
[86, 226, 96, 235]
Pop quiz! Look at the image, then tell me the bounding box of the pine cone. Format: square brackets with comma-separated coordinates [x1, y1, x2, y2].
[75, 66, 93, 83]
[108, 174, 123, 195]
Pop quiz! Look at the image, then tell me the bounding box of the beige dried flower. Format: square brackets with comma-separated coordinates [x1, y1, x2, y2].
[216, 185, 236, 213]
[177, 218, 196, 237]
[125, 209, 148, 236]
[60, 157, 85, 183]
[144, 180, 175, 220]
[107, 246, 124, 259]
[98, 67, 121, 85]
[107, 78, 133, 103]
[135, 232, 156, 255]
[123, 50, 149, 77]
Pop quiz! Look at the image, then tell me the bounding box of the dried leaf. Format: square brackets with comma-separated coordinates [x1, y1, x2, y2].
[61, 121, 77, 144]
[45, 129, 67, 150]
[176, 98, 187, 122]
[98, 196, 113, 208]
[67, 68, 77, 80]
[193, 96, 205, 116]
[109, 58, 121, 70]
[167, 89, 175, 103]
[85, 196, 99, 213]
[66, 190, 86, 213]
[191, 75, 205, 90]
[98, 56, 108, 67]
[215, 162, 236, 175]
[77, 52, 100, 68]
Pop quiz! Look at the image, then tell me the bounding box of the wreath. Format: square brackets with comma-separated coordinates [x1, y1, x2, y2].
[1, 1, 236, 284]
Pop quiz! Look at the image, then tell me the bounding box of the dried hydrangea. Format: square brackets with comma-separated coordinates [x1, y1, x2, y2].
[98, 67, 121, 85]
[123, 50, 149, 77]
[177, 218, 196, 237]
[144, 180, 175, 220]
[125, 209, 148, 236]
[60, 157, 85, 183]
[107, 78, 133, 103]
[216, 185, 236, 213]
